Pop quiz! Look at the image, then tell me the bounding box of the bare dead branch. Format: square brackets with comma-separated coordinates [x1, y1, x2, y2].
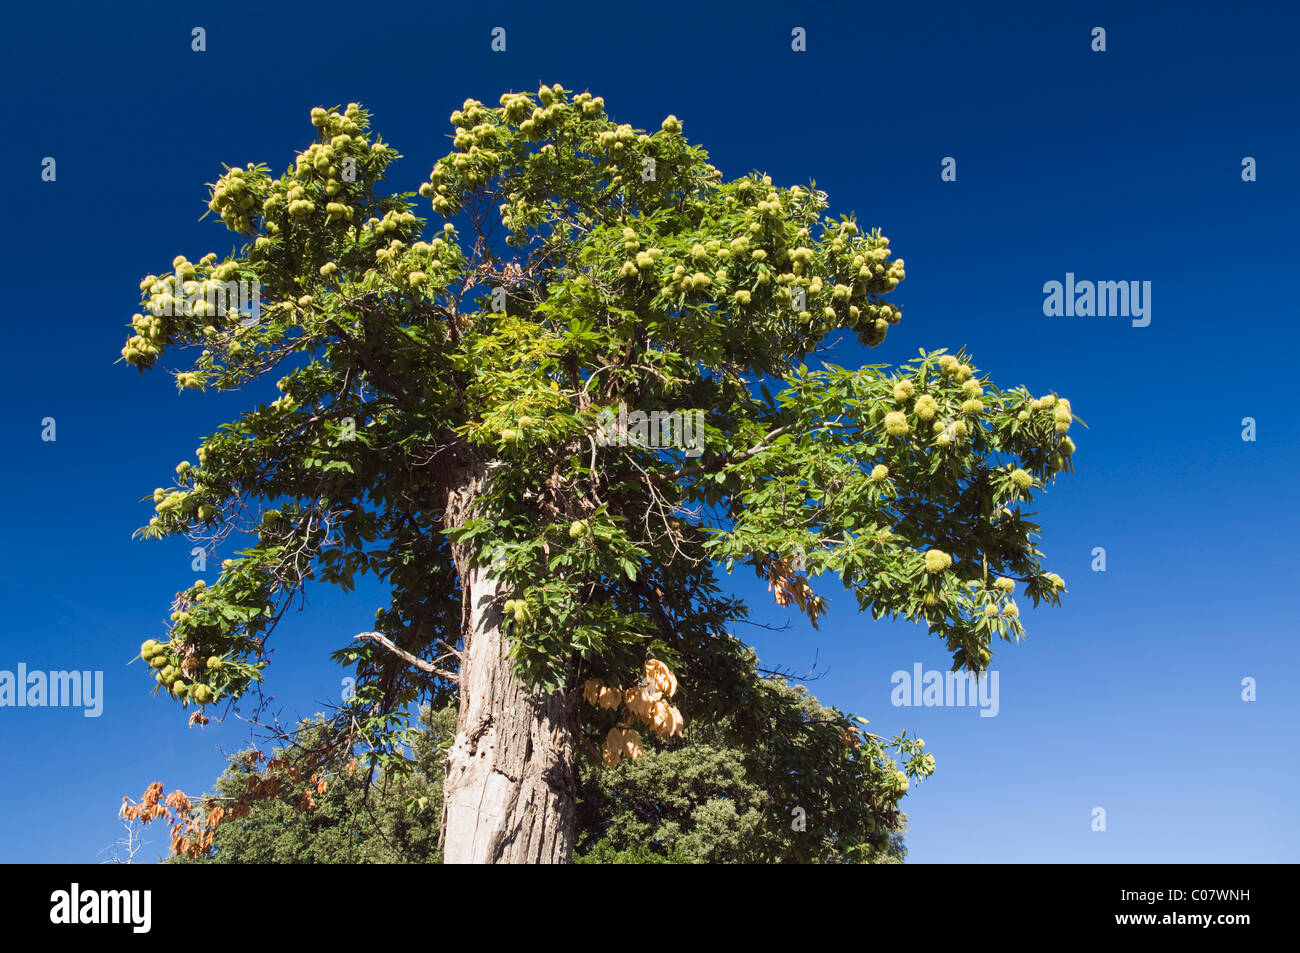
[355, 631, 459, 680]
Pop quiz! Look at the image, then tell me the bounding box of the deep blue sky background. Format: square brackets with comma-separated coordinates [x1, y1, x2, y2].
[1, 1, 1296, 863]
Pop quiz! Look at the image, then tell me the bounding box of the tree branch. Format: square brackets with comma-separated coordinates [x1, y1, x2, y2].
[650, 425, 794, 484]
[355, 632, 459, 680]
[326, 320, 410, 401]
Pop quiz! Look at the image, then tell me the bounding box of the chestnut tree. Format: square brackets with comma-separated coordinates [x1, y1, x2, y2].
[121, 85, 1074, 863]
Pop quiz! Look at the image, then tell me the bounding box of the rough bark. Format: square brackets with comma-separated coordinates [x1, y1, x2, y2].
[440, 459, 577, 864]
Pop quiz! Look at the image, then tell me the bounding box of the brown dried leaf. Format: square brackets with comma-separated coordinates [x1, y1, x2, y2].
[602, 728, 624, 768]
[645, 659, 677, 698]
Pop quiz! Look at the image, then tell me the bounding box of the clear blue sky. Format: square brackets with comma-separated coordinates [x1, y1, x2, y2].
[1, 0, 1296, 863]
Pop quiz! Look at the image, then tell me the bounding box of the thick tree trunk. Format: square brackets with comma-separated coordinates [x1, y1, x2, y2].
[440, 461, 577, 864]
